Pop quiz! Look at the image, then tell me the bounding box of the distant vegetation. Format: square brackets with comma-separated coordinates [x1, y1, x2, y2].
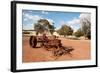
[23, 31, 30, 34]
[80, 16, 91, 39]
[33, 16, 91, 39]
[73, 28, 84, 37]
[34, 19, 55, 35]
[57, 25, 73, 37]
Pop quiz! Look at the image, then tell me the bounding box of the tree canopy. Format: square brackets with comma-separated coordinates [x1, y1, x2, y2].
[57, 25, 73, 37]
[73, 28, 84, 37]
[34, 19, 55, 35]
[80, 17, 91, 39]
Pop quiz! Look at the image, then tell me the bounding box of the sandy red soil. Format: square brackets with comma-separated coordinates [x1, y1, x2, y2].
[22, 36, 91, 63]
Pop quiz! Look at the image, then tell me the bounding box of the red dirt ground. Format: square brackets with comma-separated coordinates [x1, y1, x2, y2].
[22, 36, 91, 63]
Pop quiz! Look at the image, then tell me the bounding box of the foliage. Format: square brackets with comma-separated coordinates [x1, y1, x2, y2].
[23, 31, 30, 34]
[80, 18, 91, 39]
[57, 25, 73, 37]
[48, 25, 55, 35]
[34, 19, 55, 35]
[73, 28, 84, 37]
[34, 23, 45, 35]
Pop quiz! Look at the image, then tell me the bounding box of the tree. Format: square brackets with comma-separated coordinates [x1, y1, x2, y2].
[80, 14, 91, 39]
[34, 19, 55, 35]
[57, 25, 73, 37]
[74, 28, 84, 37]
[48, 24, 55, 35]
[34, 23, 45, 35]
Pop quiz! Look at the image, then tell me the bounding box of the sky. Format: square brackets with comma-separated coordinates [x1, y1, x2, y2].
[22, 10, 90, 31]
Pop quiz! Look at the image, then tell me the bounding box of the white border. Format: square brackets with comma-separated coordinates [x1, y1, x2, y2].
[16, 4, 96, 70]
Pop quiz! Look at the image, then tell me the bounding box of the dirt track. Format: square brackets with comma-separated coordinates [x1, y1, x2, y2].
[22, 36, 91, 63]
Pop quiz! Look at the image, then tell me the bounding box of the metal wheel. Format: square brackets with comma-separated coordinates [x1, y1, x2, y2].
[29, 36, 37, 48]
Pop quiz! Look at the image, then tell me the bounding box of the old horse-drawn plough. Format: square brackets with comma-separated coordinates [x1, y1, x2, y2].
[29, 34, 74, 59]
